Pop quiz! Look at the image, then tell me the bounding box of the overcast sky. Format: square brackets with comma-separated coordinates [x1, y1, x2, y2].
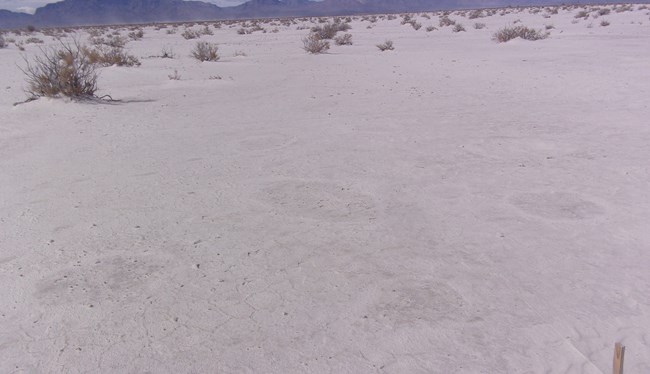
[0, 0, 250, 13]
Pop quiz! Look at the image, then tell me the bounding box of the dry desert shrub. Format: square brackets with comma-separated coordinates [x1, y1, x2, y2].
[25, 37, 44, 44]
[168, 69, 181, 80]
[0, 36, 6, 49]
[575, 10, 589, 19]
[600, 20, 610, 27]
[128, 29, 144, 40]
[160, 46, 175, 58]
[311, 22, 350, 39]
[192, 41, 219, 61]
[334, 33, 352, 45]
[376, 40, 394, 51]
[453, 23, 466, 32]
[545, 24, 555, 30]
[474, 22, 486, 30]
[182, 29, 201, 39]
[493, 25, 549, 42]
[598, 8, 611, 15]
[83, 46, 140, 67]
[22, 41, 99, 99]
[439, 15, 456, 27]
[426, 25, 437, 32]
[15, 41, 25, 51]
[202, 25, 213, 35]
[468, 9, 484, 19]
[302, 33, 330, 54]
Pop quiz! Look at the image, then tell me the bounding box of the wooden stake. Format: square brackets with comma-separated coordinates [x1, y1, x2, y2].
[613, 342, 625, 374]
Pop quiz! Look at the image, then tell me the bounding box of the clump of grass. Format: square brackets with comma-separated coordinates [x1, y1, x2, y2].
[493, 25, 549, 42]
[191, 41, 219, 61]
[22, 40, 99, 99]
[334, 33, 353, 45]
[302, 33, 330, 54]
[376, 40, 394, 51]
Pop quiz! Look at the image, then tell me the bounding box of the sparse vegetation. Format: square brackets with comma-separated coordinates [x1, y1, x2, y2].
[426, 26, 437, 32]
[22, 41, 99, 99]
[575, 10, 589, 19]
[453, 23, 466, 32]
[168, 69, 181, 80]
[191, 41, 219, 61]
[302, 33, 330, 54]
[493, 25, 549, 42]
[473, 22, 486, 30]
[439, 15, 456, 27]
[376, 40, 394, 51]
[311, 22, 350, 39]
[25, 37, 44, 44]
[468, 9, 484, 19]
[334, 33, 353, 45]
[182, 29, 201, 40]
[600, 20, 610, 27]
[160, 46, 175, 59]
[83, 46, 141, 67]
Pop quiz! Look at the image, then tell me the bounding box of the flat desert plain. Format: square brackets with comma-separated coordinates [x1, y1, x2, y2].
[1, 4, 650, 373]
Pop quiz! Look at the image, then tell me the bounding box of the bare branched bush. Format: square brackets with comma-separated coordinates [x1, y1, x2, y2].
[426, 25, 437, 32]
[202, 25, 213, 35]
[598, 8, 611, 15]
[0, 36, 6, 49]
[334, 33, 353, 45]
[128, 29, 144, 40]
[376, 40, 394, 51]
[453, 23, 466, 32]
[182, 29, 201, 40]
[311, 22, 350, 39]
[82, 46, 140, 67]
[168, 69, 181, 80]
[439, 15, 456, 27]
[191, 41, 219, 61]
[493, 25, 549, 42]
[106, 36, 128, 48]
[160, 46, 175, 58]
[473, 22, 486, 30]
[600, 20, 610, 27]
[22, 41, 99, 99]
[302, 33, 330, 54]
[25, 37, 44, 44]
[468, 10, 484, 19]
[575, 10, 589, 19]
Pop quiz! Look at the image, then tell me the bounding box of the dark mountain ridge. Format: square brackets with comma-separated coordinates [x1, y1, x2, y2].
[0, 0, 645, 29]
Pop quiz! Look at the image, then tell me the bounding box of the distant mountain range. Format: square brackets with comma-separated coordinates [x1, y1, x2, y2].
[0, 0, 645, 28]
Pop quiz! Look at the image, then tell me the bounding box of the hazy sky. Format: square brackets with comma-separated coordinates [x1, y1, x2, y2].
[1, 0, 251, 13]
